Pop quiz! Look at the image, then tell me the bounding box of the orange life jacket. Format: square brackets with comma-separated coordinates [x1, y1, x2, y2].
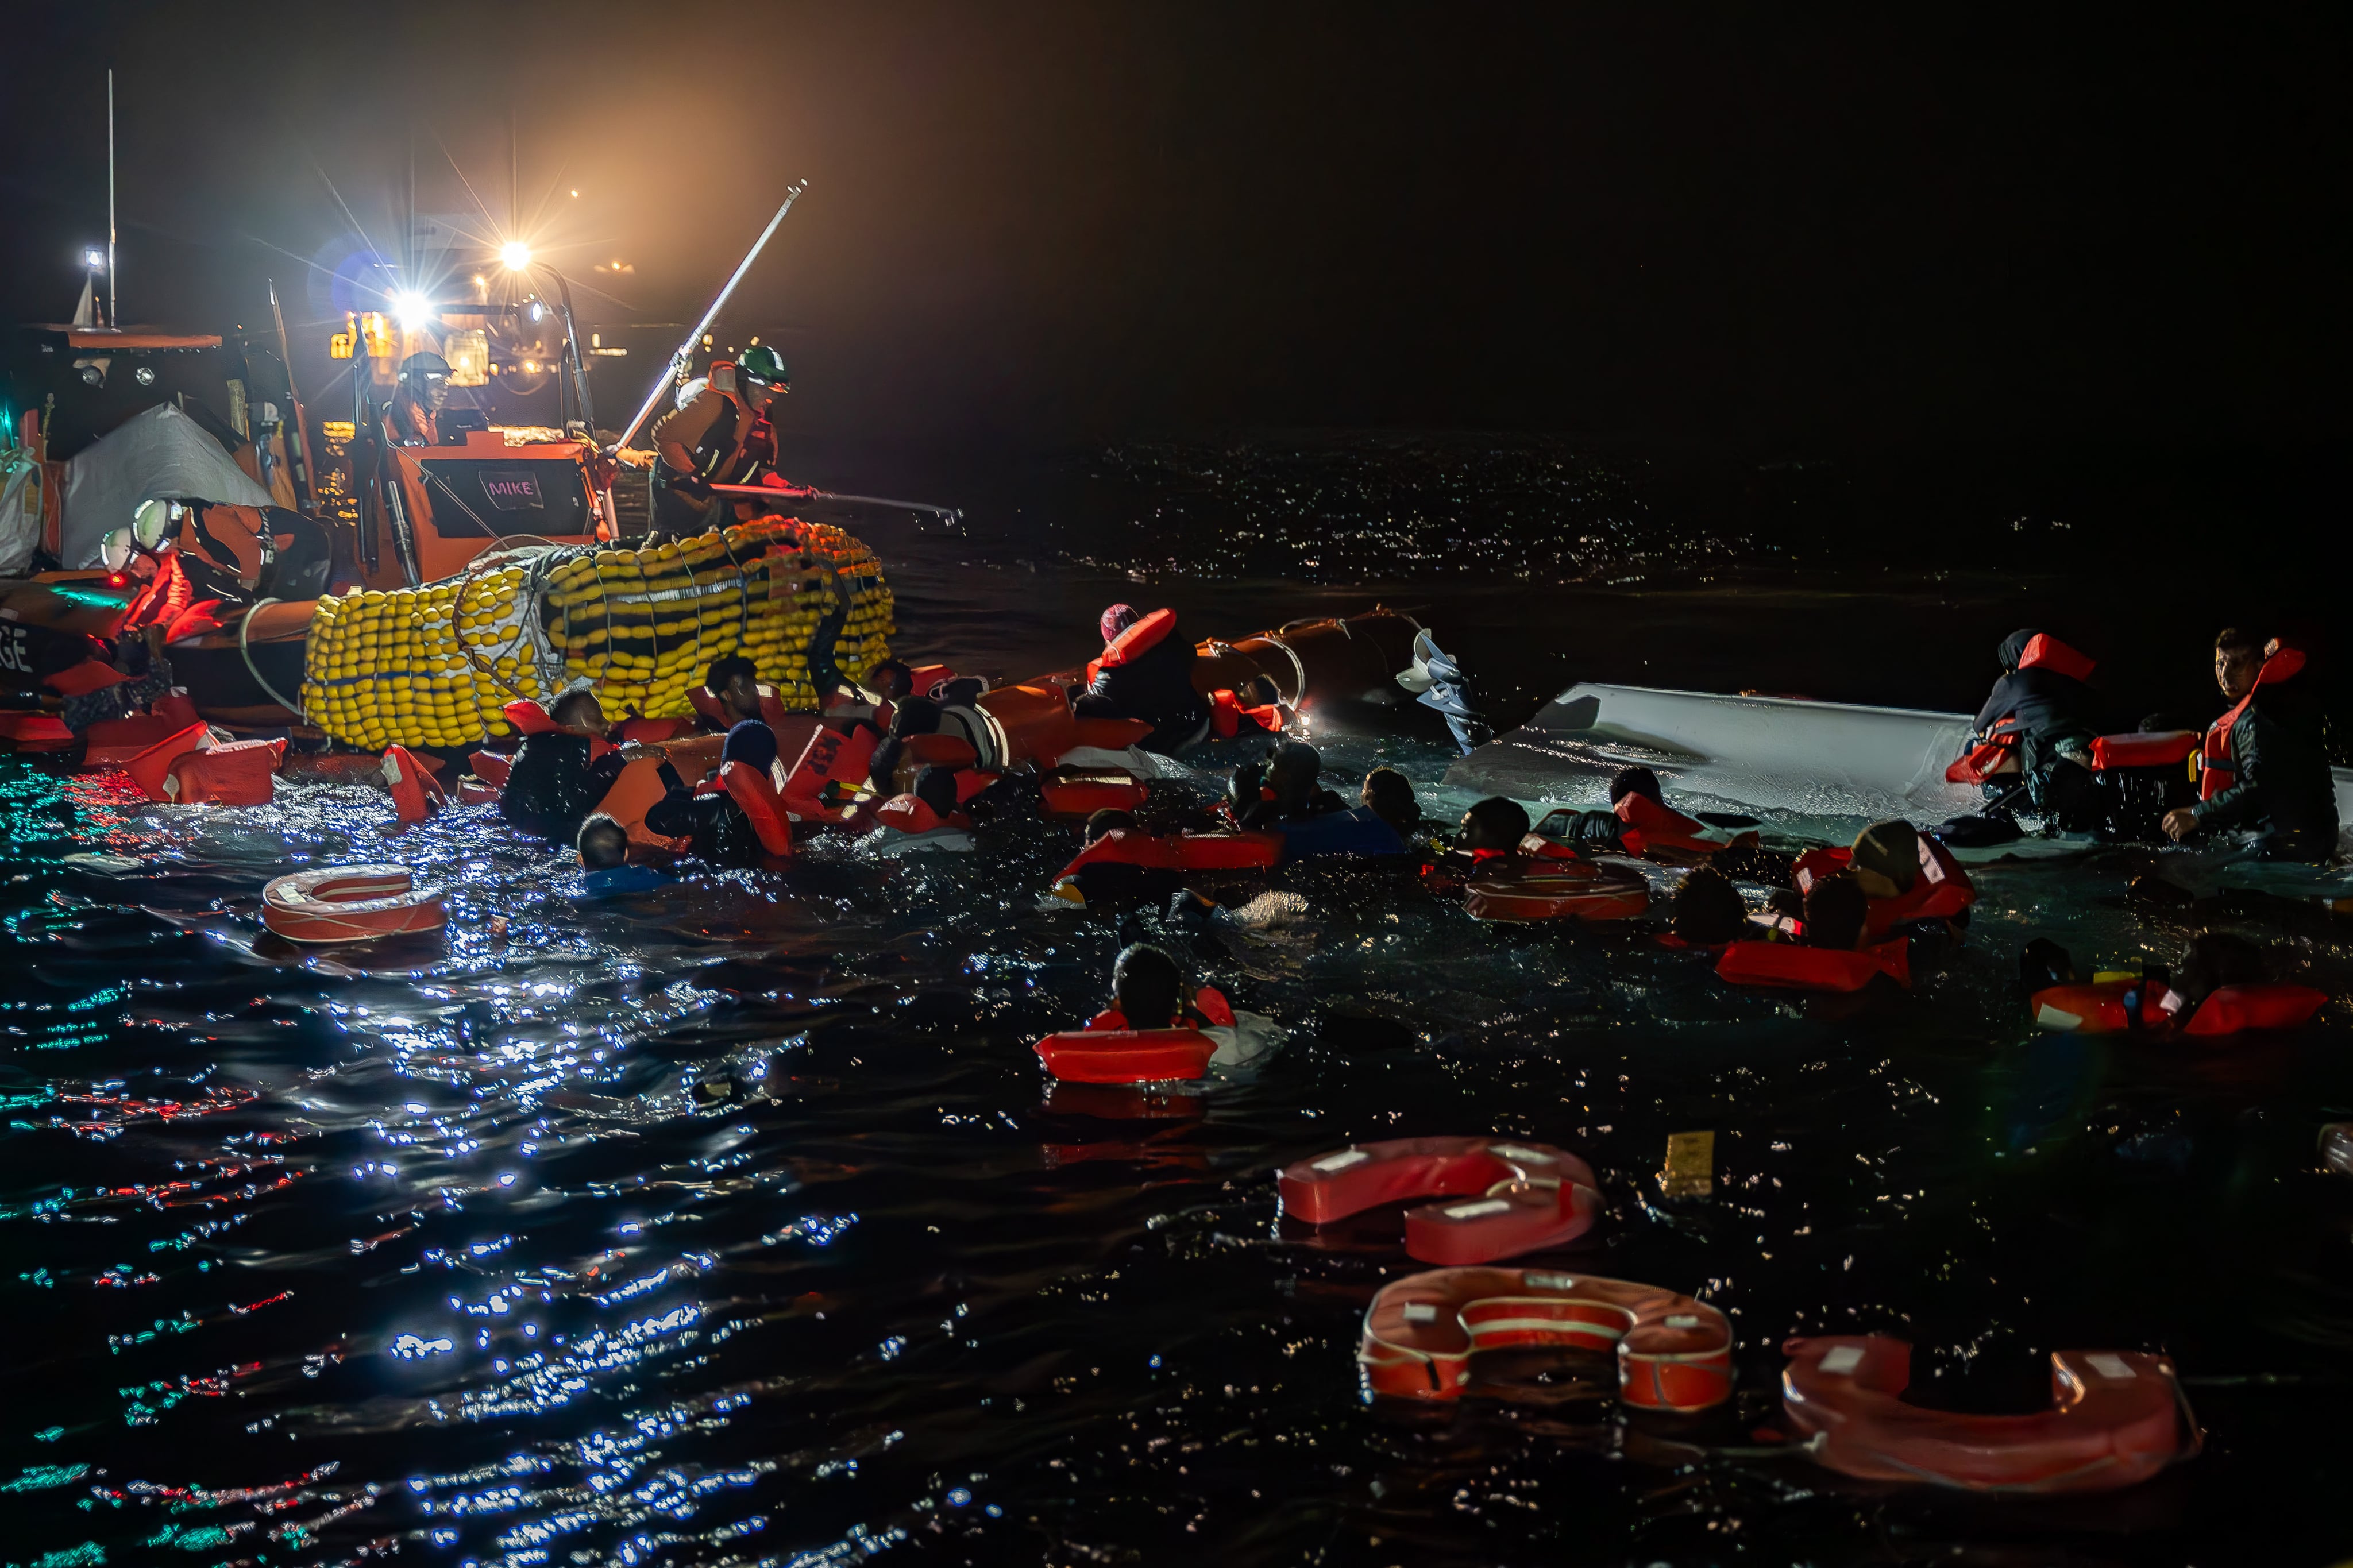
[720, 759, 796, 856]
[1098, 608, 1176, 669]
[2016, 632, 2096, 682]
[124, 721, 216, 801]
[1208, 688, 1284, 740]
[1055, 827, 1284, 882]
[2030, 978, 2327, 1035]
[1793, 838, 1974, 941]
[1715, 938, 1911, 992]
[1040, 770, 1150, 818]
[872, 794, 967, 835]
[1614, 791, 1723, 860]
[781, 722, 879, 823]
[2089, 731, 2199, 770]
[164, 737, 284, 806]
[1946, 634, 2100, 782]
[381, 744, 448, 824]
[2200, 644, 2306, 802]
[1035, 1028, 1217, 1083]
[470, 749, 513, 789]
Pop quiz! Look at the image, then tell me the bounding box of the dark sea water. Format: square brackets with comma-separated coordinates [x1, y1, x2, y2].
[4, 435, 2353, 1568]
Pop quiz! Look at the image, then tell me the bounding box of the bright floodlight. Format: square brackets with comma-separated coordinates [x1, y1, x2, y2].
[84, 247, 106, 269]
[500, 241, 533, 271]
[392, 291, 433, 329]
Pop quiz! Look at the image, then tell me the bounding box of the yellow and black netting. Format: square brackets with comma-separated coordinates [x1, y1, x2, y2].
[298, 516, 894, 750]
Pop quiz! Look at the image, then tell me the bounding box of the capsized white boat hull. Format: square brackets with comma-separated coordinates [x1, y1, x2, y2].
[1444, 679, 2353, 836]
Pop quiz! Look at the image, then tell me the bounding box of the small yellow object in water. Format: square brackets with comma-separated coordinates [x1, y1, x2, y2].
[1660, 1130, 1714, 1199]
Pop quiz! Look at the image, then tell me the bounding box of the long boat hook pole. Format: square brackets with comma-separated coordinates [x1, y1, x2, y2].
[608, 181, 807, 455]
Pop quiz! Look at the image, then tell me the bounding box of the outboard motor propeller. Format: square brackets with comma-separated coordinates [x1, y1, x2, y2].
[1396, 630, 1487, 755]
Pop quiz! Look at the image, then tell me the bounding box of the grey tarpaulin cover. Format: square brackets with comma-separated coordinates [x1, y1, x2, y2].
[1395, 628, 1482, 755]
[58, 403, 274, 569]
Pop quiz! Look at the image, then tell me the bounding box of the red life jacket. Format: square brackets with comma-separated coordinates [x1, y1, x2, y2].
[1715, 938, 1911, 993]
[720, 759, 796, 856]
[2089, 731, 2199, 771]
[782, 721, 878, 823]
[2016, 633, 2096, 682]
[164, 737, 284, 806]
[1055, 827, 1284, 882]
[872, 794, 969, 835]
[1085, 984, 1233, 1032]
[2200, 645, 2307, 802]
[1793, 839, 1974, 942]
[44, 659, 128, 699]
[904, 663, 959, 698]
[503, 698, 558, 735]
[1614, 792, 1722, 860]
[124, 722, 215, 801]
[1041, 770, 1150, 818]
[0, 712, 76, 751]
[381, 744, 448, 824]
[1035, 1028, 1217, 1083]
[2031, 978, 2327, 1035]
[1945, 737, 2016, 785]
[1098, 608, 1176, 669]
[1209, 688, 1284, 740]
[470, 749, 514, 789]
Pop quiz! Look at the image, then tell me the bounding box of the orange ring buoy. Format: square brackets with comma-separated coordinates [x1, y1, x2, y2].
[1278, 1136, 1602, 1265]
[262, 865, 446, 944]
[1360, 1266, 1733, 1409]
[1781, 1336, 2200, 1493]
[1465, 861, 1649, 922]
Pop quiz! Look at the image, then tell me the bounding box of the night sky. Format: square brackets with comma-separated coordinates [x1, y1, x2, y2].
[5, 4, 2348, 453]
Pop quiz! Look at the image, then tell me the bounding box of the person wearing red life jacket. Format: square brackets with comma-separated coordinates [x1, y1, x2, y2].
[1423, 796, 1533, 893]
[643, 720, 784, 868]
[1074, 603, 1212, 753]
[499, 686, 634, 842]
[36, 625, 175, 733]
[2163, 629, 2337, 861]
[1607, 767, 1793, 885]
[1360, 767, 1425, 845]
[1962, 628, 2103, 828]
[1800, 871, 1869, 951]
[1087, 943, 1235, 1033]
[1670, 865, 1749, 947]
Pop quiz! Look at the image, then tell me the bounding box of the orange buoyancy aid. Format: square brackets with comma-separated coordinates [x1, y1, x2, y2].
[470, 749, 513, 789]
[1034, 1028, 1217, 1083]
[2200, 644, 2308, 802]
[782, 721, 879, 823]
[1098, 608, 1176, 669]
[1208, 688, 1284, 740]
[1464, 860, 1649, 922]
[1793, 839, 1974, 942]
[381, 744, 448, 824]
[1360, 1268, 1734, 1409]
[1055, 827, 1284, 882]
[2016, 632, 2096, 682]
[1278, 1136, 1603, 1265]
[1041, 770, 1151, 818]
[720, 759, 796, 856]
[588, 756, 692, 853]
[1781, 1336, 2194, 1494]
[165, 737, 284, 806]
[2089, 731, 2199, 771]
[1716, 938, 1911, 993]
[1945, 737, 2018, 785]
[1614, 791, 1726, 860]
[124, 722, 216, 801]
[871, 794, 967, 835]
[1085, 985, 1236, 1034]
[2031, 978, 2327, 1036]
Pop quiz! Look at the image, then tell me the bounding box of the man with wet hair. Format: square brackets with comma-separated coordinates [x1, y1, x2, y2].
[1236, 741, 1347, 830]
[1457, 796, 1532, 857]
[703, 655, 764, 728]
[2162, 628, 2337, 860]
[502, 688, 629, 841]
[1801, 871, 1869, 951]
[1360, 767, 1422, 842]
[1105, 943, 1190, 1030]
[577, 813, 671, 895]
[1671, 865, 1748, 946]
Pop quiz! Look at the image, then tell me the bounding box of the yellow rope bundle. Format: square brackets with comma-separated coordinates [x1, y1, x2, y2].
[298, 517, 894, 750]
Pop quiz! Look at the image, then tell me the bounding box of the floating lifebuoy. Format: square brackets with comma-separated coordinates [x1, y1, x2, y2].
[1359, 1266, 1734, 1409]
[1780, 1336, 2198, 1494]
[1279, 1136, 1602, 1264]
[262, 865, 445, 944]
[1466, 861, 1649, 922]
[1034, 1028, 1217, 1084]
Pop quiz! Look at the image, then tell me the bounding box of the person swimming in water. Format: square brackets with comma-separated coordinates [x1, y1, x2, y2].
[645, 719, 784, 867]
[1800, 870, 1869, 951]
[501, 686, 632, 842]
[577, 813, 672, 896]
[1360, 767, 1424, 843]
[1671, 864, 1749, 946]
[1089, 942, 1233, 1031]
[1074, 604, 1211, 752]
[1233, 741, 1347, 830]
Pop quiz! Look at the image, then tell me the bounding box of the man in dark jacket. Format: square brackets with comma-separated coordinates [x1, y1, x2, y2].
[2164, 629, 2338, 861]
[644, 720, 778, 868]
[1073, 605, 1209, 753]
[1969, 628, 2101, 824]
[500, 688, 630, 841]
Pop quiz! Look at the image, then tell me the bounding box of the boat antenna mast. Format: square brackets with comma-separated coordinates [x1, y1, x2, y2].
[608, 181, 805, 455]
[106, 68, 118, 326]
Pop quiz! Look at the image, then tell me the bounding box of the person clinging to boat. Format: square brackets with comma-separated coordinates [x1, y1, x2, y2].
[700, 655, 768, 731]
[388, 352, 453, 446]
[649, 346, 788, 541]
[1964, 629, 2101, 828]
[35, 625, 174, 734]
[2162, 628, 2338, 862]
[645, 719, 785, 868]
[499, 686, 632, 841]
[1074, 603, 1211, 752]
